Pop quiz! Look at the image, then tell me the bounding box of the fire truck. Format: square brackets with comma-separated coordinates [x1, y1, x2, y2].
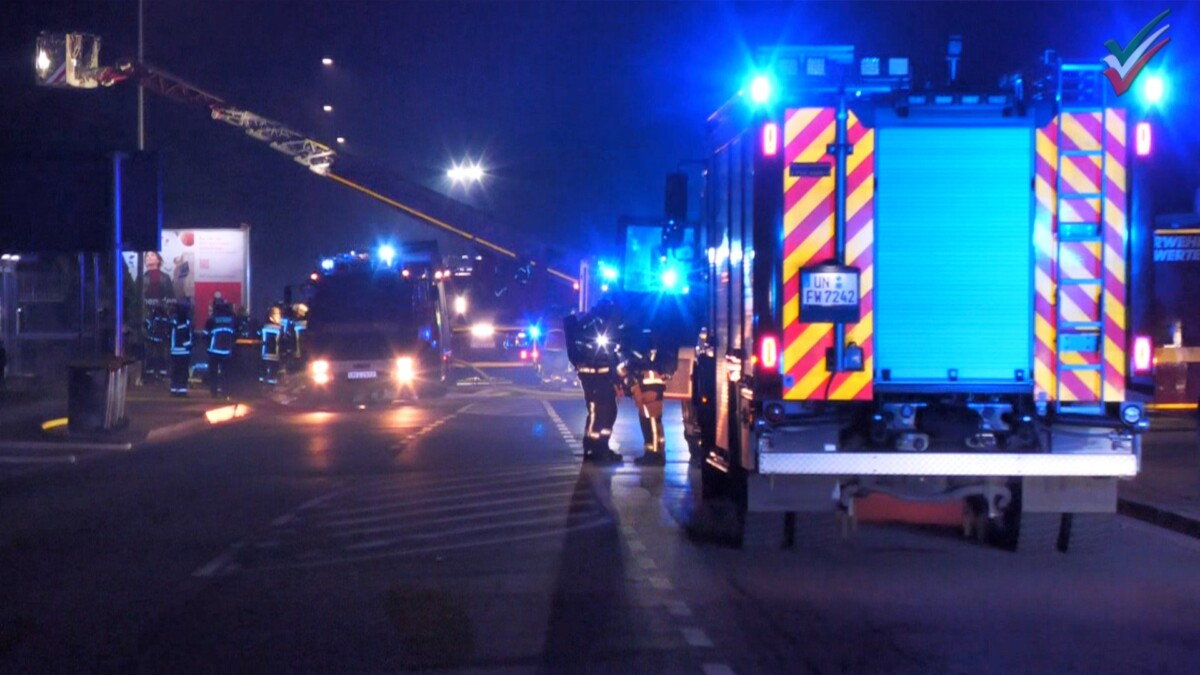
[689, 45, 1155, 553]
[303, 242, 450, 403]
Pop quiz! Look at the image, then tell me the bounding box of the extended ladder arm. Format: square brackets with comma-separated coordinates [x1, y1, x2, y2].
[87, 55, 579, 284]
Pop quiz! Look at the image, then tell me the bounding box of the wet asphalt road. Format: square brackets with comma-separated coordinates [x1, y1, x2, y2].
[2, 387, 1200, 674]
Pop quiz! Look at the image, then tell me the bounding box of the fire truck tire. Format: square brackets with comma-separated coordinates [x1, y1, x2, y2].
[1057, 513, 1115, 554]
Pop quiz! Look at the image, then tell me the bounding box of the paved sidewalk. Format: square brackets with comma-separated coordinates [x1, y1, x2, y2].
[1118, 413, 1200, 538]
[0, 378, 272, 481]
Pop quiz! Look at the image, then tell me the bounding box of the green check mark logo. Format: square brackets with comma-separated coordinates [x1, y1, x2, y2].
[1102, 10, 1171, 96]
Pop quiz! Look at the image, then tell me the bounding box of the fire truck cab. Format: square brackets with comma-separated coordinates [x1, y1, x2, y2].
[691, 46, 1154, 552]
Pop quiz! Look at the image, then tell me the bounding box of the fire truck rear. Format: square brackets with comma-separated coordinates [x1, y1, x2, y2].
[690, 46, 1156, 552]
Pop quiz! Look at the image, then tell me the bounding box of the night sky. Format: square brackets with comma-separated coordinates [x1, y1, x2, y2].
[3, 1, 1197, 314]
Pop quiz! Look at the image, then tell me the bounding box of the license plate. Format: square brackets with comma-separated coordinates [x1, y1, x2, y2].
[470, 335, 495, 349]
[347, 370, 377, 380]
[799, 265, 861, 323]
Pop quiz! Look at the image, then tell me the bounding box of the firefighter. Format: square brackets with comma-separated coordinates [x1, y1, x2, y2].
[564, 300, 623, 464]
[204, 295, 236, 397]
[168, 301, 194, 396]
[260, 304, 283, 385]
[620, 325, 677, 466]
[142, 305, 170, 383]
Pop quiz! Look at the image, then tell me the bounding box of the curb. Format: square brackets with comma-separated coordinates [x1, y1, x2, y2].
[1118, 498, 1200, 540]
[142, 403, 254, 446]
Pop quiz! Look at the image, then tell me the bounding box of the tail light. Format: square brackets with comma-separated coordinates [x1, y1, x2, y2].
[520, 349, 529, 360]
[1133, 335, 1153, 373]
[531, 347, 540, 361]
[762, 122, 779, 157]
[1135, 122, 1152, 156]
[759, 335, 779, 371]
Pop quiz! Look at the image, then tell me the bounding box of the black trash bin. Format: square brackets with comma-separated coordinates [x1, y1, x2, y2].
[68, 358, 131, 433]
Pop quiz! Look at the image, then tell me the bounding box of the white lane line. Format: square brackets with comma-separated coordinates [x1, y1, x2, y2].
[330, 469, 581, 512]
[667, 600, 693, 617]
[193, 542, 241, 578]
[0, 454, 79, 464]
[345, 513, 609, 551]
[254, 518, 611, 572]
[325, 481, 579, 520]
[540, 399, 579, 447]
[349, 463, 580, 495]
[627, 540, 647, 552]
[634, 556, 658, 570]
[681, 628, 714, 648]
[321, 488, 581, 528]
[328, 502, 596, 538]
[648, 576, 674, 591]
[701, 664, 736, 675]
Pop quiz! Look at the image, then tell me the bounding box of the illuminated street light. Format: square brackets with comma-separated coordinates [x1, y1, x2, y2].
[447, 161, 486, 183]
[321, 57, 334, 66]
[36, 50, 51, 73]
[336, 136, 346, 144]
[322, 104, 333, 113]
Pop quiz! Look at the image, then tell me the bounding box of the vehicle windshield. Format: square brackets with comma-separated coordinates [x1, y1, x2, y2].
[308, 269, 415, 325]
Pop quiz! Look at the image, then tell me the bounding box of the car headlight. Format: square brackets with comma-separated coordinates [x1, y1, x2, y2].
[311, 359, 331, 385]
[395, 356, 415, 382]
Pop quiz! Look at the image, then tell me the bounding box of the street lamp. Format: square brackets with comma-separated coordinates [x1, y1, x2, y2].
[321, 57, 334, 66]
[336, 136, 345, 144]
[322, 104, 333, 113]
[447, 161, 485, 183]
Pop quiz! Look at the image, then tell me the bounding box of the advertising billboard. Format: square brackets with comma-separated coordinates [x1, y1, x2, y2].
[124, 226, 250, 326]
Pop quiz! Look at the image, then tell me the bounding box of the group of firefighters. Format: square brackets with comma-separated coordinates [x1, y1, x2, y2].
[563, 297, 676, 466]
[140, 296, 306, 398]
[139, 284, 674, 464]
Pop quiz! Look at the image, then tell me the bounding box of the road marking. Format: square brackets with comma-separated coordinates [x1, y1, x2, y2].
[635, 556, 657, 570]
[648, 576, 673, 590]
[667, 600, 692, 617]
[271, 513, 295, 527]
[193, 542, 242, 578]
[323, 488, 580, 528]
[251, 519, 610, 572]
[681, 627, 713, 648]
[627, 539, 647, 552]
[0, 454, 79, 464]
[540, 399, 580, 449]
[702, 664, 736, 675]
[327, 501, 595, 538]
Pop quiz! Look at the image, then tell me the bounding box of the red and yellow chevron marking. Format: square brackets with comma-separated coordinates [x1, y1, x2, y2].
[781, 108, 874, 401]
[1101, 109, 1128, 401]
[1034, 125, 1058, 400]
[1034, 110, 1129, 403]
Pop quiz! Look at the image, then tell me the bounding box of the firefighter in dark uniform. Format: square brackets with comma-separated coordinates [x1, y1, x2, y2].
[620, 325, 677, 466]
[168, 301, 194, 396]
[260, 305, 283, 385]
[564, 300, 623, 464]
[204, 296, 236, 397]
[143, 305, 171, 383]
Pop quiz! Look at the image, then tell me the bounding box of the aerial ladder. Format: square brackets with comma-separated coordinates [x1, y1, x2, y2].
[33, 31, 580, 289]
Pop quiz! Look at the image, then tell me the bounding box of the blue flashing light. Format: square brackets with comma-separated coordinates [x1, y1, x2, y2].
[529, 325, 541, 340]
[661, 268, 679, 289]
[320, 258, 334, 271]
[601, 265, 619, 282]
[377, 244, 397, 266]
[750, 75, 772, 105]
[1140, 73, 1165, 106]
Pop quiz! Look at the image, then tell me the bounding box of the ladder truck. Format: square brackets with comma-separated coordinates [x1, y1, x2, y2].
[33, 31, 579, 323]
[690, 45, 1156, 553]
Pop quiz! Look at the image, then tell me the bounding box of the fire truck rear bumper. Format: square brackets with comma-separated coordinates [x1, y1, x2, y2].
[757, 451, 1137, 477]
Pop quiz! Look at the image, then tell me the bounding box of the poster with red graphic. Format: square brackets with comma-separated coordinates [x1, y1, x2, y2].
[124, 226, 251, 326]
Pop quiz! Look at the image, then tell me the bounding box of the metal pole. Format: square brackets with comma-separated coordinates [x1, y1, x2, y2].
[78, 253, 86, 349]
[831, 92, 850, 373]
[132, 0, 146, 365]
[114, 155, 125, 358]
